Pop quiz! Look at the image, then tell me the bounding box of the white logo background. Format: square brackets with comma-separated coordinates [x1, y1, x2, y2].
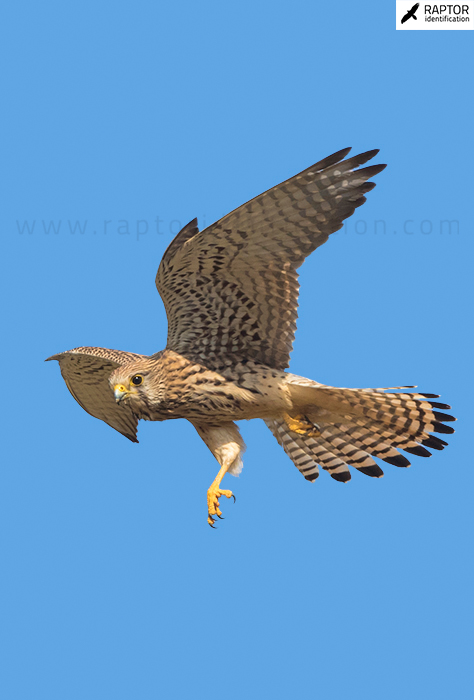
[396, 1, 474, 29]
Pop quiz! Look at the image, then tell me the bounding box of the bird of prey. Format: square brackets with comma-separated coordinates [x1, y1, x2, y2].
[401, 3, 420, 23]
[47, 148, 455, 526]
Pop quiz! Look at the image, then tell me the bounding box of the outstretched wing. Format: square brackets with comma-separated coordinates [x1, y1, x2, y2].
[156, 148, 386, 370]
[46, 346, 145, 442]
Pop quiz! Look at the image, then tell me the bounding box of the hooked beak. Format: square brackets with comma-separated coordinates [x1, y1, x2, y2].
[114, 384, 129, 404]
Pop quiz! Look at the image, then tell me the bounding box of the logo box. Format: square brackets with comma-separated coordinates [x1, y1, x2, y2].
[396, 1, 474, 29]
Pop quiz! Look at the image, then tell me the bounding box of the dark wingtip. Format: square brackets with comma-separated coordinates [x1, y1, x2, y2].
[354, 149, 386, 171]
[314, 147, 352, 172]
[354, 148, 380, 163]
[339, 147, 352, 157]
[360, 163, 387, 178]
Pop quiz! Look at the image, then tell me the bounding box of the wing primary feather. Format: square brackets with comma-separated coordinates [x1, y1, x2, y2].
[156, 147, 386, 369]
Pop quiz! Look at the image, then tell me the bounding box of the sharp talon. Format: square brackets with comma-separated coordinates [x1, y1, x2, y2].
[207, 486, 235, 525]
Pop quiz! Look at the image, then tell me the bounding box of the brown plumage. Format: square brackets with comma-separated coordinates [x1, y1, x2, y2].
[46, 148, 455, 526]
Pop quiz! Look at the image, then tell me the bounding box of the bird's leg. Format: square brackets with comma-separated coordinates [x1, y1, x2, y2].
[192, 422, 244, 527]
[282, 412, 321, 438]
[207, 464, 236, 527]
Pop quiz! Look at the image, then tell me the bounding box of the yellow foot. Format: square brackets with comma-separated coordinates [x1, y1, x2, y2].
[283, 413, 321, 438]
[207, 486, 235, 527]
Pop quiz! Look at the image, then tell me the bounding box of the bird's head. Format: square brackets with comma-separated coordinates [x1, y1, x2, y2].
[109, 359, 162, 418]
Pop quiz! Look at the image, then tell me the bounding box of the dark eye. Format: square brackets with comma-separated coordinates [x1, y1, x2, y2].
[131, 375, 143, 386]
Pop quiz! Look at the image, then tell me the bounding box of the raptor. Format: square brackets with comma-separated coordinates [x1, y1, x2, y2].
[47, 148, 455, 526]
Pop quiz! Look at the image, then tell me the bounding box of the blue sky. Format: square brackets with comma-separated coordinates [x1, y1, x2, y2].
[1, 2, 472, 698]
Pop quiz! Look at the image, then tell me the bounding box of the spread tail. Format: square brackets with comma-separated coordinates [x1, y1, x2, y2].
[266, 378, 455, 482]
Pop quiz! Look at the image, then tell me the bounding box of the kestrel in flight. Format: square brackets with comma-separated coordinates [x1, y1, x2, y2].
[47, 148, 455, 526]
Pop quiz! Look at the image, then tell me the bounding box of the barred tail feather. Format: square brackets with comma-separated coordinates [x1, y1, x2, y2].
[265, 419, 321, 482]
[270, 381, 456, 482]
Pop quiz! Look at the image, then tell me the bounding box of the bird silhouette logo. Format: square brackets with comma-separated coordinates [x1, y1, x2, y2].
[401, 2, 420, 23]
